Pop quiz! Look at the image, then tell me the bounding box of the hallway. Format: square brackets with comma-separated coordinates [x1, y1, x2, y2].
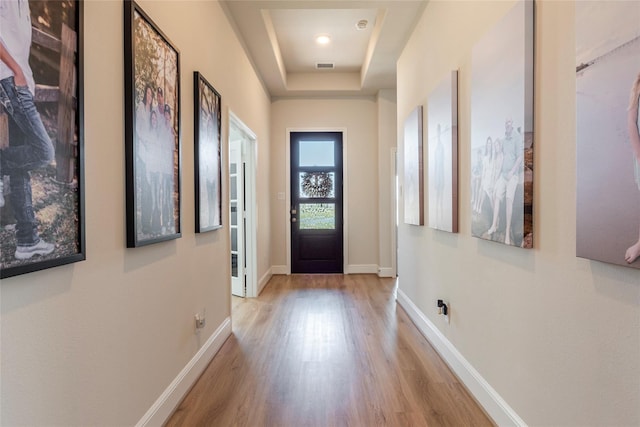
[166, 275, 493, 426]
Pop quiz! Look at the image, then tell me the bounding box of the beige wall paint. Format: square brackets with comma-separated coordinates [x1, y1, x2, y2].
[377, 90, 397, 274]
[397, 1, 640, 425]
[0, 1, 271, 425]
[270, 98, 381, 270]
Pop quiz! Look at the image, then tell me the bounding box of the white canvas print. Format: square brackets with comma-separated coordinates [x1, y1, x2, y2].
[576, 1, 640, 269]
[403, 106, 424, 226]
[428, 71, 458, 233]
[470, 0, 534, 248]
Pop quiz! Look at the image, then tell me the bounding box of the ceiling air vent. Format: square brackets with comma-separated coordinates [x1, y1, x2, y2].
[315, 62, 335, 70]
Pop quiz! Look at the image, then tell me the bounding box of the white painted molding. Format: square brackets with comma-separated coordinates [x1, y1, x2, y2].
[136, 317, 232, 427]
[389, 147, 398, 279]
[377, 267, 395, 278]
[346, 264, 378, 274]
[271, 265, 287, 275]
[396, 289, 526, 427]
[258, 268, 273, 295]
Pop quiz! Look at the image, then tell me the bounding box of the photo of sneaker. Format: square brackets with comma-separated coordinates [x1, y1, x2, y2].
[14, 240, 55, 260]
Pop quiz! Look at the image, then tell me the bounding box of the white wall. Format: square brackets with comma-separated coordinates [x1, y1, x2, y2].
[397, 1, 640, 425]
[0, 1, 271, 425]
[270, 98, 382, 272]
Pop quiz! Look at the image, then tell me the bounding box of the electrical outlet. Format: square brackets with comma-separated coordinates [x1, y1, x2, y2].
[444, 303, 450, 324]
[437, 299, 450, 324]
[195, 314, 206, 329]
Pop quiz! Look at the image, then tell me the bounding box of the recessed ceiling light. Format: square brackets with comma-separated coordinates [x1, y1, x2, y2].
[356, 19, 368, 30]
[315, 34, 331, 45]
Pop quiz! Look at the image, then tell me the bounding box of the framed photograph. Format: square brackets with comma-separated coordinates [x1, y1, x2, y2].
[194, 72, 222, 233]
[124, 0, 181, 247]
[1, 0, 85, 279]
[403, 105, 424, 226]
[576, 2, 640, 269]
[470, 0, 534, 249]
[428, 70, 458, 233]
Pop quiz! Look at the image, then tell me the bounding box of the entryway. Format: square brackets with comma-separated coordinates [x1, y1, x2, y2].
[289, 131, 343, 273]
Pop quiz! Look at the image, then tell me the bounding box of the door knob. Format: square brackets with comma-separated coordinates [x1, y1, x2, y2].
[291, 217, 297, 223]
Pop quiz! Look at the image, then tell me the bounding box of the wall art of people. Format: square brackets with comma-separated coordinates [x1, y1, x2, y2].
[427, 71, 458, 233]
[403, 105, 424, 226]
[1, 0, 84, 278]
[125, 1, 180, 247]
[576, 1, 640, 269]
[195, 72, 221, 233]
[470, 0, 534, 249]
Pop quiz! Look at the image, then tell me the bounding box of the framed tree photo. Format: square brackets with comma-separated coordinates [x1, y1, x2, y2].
[124, 0, 181, 247]
[194, 72, 222, 233]
[1, 0, 85, 279]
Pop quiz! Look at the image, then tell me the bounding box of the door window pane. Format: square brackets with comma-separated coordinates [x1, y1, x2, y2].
[231, 253, 238, 277]
[230, 176, 237, 200]
[299, 140, 334, 167]
[231, 202, 237, 226]
[299, 172, 335, 198]
[299, 203, 335, 229]
[231, 228, 238, 251]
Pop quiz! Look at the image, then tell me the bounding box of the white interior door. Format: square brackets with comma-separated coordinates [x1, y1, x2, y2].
[230, 142, 245, 297]
[229, 111, 257, 298]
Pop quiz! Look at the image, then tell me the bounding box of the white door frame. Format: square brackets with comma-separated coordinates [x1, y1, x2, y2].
[285, 128, 348, 274]
[229, 110, 257, 297]
[391, 147, 398, 278]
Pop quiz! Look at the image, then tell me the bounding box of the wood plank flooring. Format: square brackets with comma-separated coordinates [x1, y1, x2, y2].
[166, 274, 494, 426]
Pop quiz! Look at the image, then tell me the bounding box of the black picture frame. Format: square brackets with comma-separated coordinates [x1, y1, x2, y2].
[124, 0, 181, 247]
[194, 72, 222, 233]
[1, 0, 85, 279]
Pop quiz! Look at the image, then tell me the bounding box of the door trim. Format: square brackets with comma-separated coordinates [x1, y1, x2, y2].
[286, 128, 348, 274]
[391, 147, 398, 278]
[229, 110, 257, 297]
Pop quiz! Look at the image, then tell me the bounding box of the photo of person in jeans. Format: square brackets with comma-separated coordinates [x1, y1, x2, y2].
[0, 0, 55, 260]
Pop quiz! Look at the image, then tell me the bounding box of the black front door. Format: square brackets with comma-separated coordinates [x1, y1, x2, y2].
[290, 132, 343, 273]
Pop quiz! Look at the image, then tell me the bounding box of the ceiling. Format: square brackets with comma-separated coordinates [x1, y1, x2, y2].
[220, 0, 428, 99]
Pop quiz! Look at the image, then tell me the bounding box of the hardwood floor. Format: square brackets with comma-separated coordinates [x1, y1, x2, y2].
[166, 274, 494, 426]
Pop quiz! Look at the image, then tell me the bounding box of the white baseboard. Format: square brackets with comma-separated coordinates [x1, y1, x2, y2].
[258, 268, 273, 295]
[136, 317, 232, 427]
[271, 265, 287, 275]
[377, 267, 394, 277]
[396, 290, 526, 427]
[346, 264, 378, 274]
